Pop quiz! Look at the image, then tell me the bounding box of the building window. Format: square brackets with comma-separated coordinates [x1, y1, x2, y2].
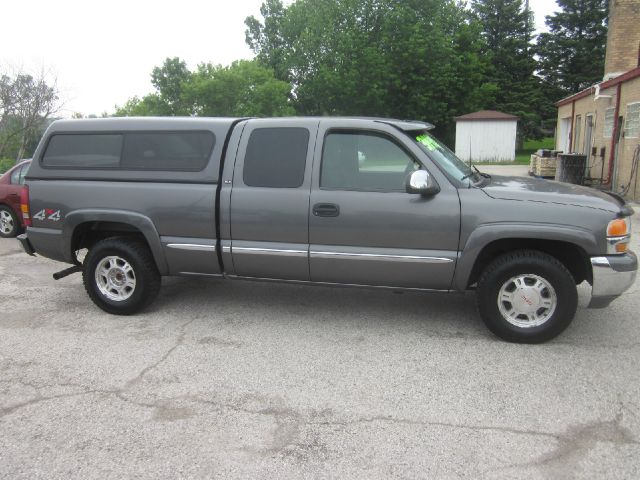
[603, 107, 615, 138]
[574, 115, 582, 153]
[624, 102, 640, 138]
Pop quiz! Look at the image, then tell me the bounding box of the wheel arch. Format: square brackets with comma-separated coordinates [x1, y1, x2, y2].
[454, 224, 596, 291]
[0, 202, 19, 217]
[64, 210, 168, 275]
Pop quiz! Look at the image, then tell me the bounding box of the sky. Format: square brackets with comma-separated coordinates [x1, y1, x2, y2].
[1, 0, 559, 117]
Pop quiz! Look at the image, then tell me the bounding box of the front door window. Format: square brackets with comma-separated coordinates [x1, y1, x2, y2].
[320, 131, 419, 192]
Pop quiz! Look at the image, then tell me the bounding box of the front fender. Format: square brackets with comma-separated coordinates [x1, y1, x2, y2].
[453, 222, 598, 291]
[63, 209, 168, 275]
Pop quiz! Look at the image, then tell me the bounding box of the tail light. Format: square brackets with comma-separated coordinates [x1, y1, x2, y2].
[20, 185, 31, 227]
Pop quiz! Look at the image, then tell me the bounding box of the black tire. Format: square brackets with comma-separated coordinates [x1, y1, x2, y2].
[0, 205, 20, 238]
[476, 250, 578, 343]
[82, 237, 161, 315]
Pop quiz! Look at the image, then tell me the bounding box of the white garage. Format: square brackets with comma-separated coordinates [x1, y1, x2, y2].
[454, 110, 519, 162]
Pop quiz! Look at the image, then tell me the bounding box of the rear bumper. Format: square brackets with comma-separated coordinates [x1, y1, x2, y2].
[588, 252, 637, 308]
[17, 233, 35, 256]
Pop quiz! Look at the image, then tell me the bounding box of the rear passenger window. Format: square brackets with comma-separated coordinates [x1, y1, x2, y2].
[43, 134, 122, 168]
[243, 128, 309, 188]
[122, 132, 214, 171]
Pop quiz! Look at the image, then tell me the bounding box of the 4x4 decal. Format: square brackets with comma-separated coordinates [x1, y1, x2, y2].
[33, 209, 62, 222]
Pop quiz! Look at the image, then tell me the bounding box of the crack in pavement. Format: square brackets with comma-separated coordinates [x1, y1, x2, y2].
[0, 318, 198, 420]
[3, 315, 640, 465]
[3, 375, 640, 465]
[485, 405, 640, 478]
[313, 415, 563, 440]
[123, 317, 198, 390]
[104, 393, 575, 455]
[0, 390, 107, 419]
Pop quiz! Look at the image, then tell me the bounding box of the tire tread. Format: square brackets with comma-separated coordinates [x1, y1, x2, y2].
[476, 249, 578, 343]
[82, 237, 160, 315]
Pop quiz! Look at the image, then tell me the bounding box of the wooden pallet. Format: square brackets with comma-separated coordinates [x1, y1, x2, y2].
[530, 154, 556, 177]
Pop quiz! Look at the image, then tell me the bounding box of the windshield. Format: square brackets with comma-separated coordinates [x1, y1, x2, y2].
[413, 132, 478, 185]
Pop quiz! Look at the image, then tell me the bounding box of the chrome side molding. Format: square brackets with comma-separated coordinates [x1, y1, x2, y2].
[167, 243, 216, 252]
[233, 246, 307, 257]
[310, 251, 453, 263]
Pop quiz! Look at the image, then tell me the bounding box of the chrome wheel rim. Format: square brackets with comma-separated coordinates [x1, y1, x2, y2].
[0, 210, 14, 235]
[497, 274, 557, 328]
[95, 256, 136, 302]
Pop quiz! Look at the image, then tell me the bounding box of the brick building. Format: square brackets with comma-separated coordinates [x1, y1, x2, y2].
[555, 0, 640, 200]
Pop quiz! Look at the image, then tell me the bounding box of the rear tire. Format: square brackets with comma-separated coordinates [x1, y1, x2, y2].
[477, 250, 578, 343]
[83, 237, 160, 315]
[0, 206, 19, 238]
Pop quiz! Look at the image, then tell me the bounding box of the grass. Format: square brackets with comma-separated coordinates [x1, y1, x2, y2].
[0, 158, 15, 174]
[474, 137, 555, 165]
[514, 137, 555, 165]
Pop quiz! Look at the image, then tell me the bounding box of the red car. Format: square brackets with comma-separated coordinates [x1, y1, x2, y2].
[0, 160, 31, 238]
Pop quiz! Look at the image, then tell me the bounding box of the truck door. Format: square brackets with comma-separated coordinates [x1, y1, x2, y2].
[308, 120, 460, 290]
[229, 119, 318, 280]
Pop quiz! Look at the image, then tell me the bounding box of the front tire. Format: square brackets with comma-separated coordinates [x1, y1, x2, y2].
[477, 250, 578, 343]
[83, 237, 161, 315]
[0, 206, 19, 238]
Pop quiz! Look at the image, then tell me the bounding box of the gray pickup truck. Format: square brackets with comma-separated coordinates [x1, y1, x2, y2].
[16, 117, 636, 343]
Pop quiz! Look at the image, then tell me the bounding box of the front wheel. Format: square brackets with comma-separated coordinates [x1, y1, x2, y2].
[476, 250, 578, 343]
[83, 237, 161, 315]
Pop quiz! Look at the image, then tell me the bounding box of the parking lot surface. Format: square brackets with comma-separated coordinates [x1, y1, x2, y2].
[1, 210, 639, 479]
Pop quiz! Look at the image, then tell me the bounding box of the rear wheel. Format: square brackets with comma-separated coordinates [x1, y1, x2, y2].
[0, 206, 19, 238]
[83, 237, 160, 315]
[477, 250, 578, 343]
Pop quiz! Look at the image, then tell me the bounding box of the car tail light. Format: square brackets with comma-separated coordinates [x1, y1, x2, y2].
[20, 185, 31, 227]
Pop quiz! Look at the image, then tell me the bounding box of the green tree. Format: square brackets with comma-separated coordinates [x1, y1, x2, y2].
[114, 94, 172, 116]
[471, 0, 541, 141]
[246, 0, 492, 145]
[186, 60, 295, 117]
[150, 57, 193, 115]
[536, 0, 608, 100]
[0, 71, 59, 160]
[115, 58, 293, 118]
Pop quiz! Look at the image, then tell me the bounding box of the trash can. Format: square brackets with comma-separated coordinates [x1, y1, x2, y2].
[555, 154, 586, 185]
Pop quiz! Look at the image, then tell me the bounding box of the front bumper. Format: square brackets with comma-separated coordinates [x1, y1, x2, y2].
[17, 233, 35, 256]
[588, 252, 637, 308]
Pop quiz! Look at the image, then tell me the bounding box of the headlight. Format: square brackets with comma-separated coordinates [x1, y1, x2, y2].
[606, 217, 631, 253]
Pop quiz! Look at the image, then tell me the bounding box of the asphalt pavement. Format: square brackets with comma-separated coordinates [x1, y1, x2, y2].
[1, 197, 639, 478]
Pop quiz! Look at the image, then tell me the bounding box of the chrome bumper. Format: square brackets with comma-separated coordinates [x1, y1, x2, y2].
[588, 252, 637, 308]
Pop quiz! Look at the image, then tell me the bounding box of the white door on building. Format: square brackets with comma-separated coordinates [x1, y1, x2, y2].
[558, 117, 571, 153]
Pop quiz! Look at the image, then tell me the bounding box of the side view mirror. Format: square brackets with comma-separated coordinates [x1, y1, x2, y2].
[406, 170, 440, 195]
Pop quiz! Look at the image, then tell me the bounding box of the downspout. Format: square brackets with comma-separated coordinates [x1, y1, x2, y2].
[568, 100, 576, 152]
[604, 82, 622, 186]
